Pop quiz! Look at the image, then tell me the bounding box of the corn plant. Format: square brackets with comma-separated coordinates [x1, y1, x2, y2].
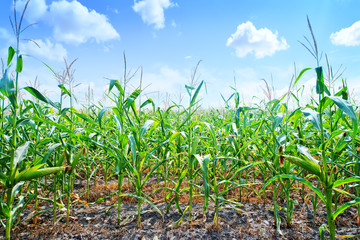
[0, 2, 65, 238]
[261, 17, 360, 240]
[183, 76, 204, 223]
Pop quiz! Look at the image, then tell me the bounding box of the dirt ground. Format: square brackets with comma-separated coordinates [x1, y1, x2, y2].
[1, 179, 360, 239]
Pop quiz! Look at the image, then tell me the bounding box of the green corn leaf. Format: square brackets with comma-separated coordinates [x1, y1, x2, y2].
[274, 201, 282, 235]
[273, 113, 284, 129]
[121, 193, 162, 216]
[282, 154, 321, 178]
[24, 86, 59, 109]
[42, 143, 62, 165]
[333, 198, 360, 220]
[124, 88, 141, 109]
[238, 106, 257, 113]
[74, 112, 96, 125]
[128, 134, 137, 162]
[333, 188, 358, 200]
[0, 67, 17, 109]
[70, 148, 85, 173]
[315, 67, 330, 95]
[338, 233, 360, 239]
[15, 166, 65, 183]
[23, 206, 51, 223]
[230, 162, 263, 182]
[294, 67, 311, 86]
[190, 136, 200, 156]
[318, 96, 332, 113]
[327, 96, 357, 121]
[319, 224, 326, 240]
[14, 141, 30, 167]
[16, 55, 23, 73]
[94, 191, 118, 205]
[0, 199, 10, 218]
[302, 109, 321, 131]
[332, 177, 360, 189]
[0, 171, 6, 185]
[130, 100, 140, 123]
[260, 174, 325, 203]
[287, 107, 301, 121]
[140, 120, 155, 138]
[109, 79, 124, 97]
[7, 46, 15, 66]
[112, 109, 124, 132]
[140, 98, 155, 111]
[168, 132, 181, 143]
[176, 169, 188, 193]
[31, 116, 72, 133]
[58, 84, 71, 97]
[10, 195, 31, 227]
[202, 122, 219, 152]
[335, 79, 349, 100]
[97, 107, 112, 128]
[172, 206, 189, 226]
[194, 154, 210, 214]
[10, 181, 25, 203]
[142, 157, 167, 187]
[185, 84, 194, 97]
[291, 92, 300, 103]
[190, 80, 204, 106]
[297, 145, 319, 165]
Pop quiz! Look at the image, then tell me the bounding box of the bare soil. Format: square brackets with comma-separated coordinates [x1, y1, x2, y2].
[1, 178, 359, 240]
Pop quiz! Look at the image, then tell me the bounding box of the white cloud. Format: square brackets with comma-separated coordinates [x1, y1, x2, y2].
[22, 39, 67, 61]
[226, 21, 289, 58]
[133, 0, 173, 29]
[47, 0, 120, 45]
[330, 21, 360, 46]
[16, 0, 47, 22]
[15, 0, 120, 45]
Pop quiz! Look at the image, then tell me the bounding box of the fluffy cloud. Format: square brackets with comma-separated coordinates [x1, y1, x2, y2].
[16, 0, 47, 22]
[330, 21, 360, 46]
[22, 39, 67, 61]
[133, 0, 173, 29]
[226, 21, 289, 58]
[47, 0, 120, 45]
[17, 0, 120, 45]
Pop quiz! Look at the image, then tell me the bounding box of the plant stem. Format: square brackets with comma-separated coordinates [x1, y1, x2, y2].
[53, 173, 57, 224]
[117, 172, 123, 225]
[5, 187, 13, 240]
[66, 173, 72, 226]
[325, 189, 335, 240]
[188, 154, 193, 223]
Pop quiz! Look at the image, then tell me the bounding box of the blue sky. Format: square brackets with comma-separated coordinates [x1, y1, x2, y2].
[1, 0, 360, 108]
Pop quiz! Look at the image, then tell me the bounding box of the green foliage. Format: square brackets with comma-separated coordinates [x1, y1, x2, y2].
[1, 9, 360, 240]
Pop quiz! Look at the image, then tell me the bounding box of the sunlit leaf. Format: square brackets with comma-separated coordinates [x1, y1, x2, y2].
[7, 46, 15, 66]
[333, 198, 360, 220]
[16, 55, 23, 73]
[14, 141, 30, 167]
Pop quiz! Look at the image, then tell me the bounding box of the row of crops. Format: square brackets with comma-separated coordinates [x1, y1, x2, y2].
[1, 5, 360, 240]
